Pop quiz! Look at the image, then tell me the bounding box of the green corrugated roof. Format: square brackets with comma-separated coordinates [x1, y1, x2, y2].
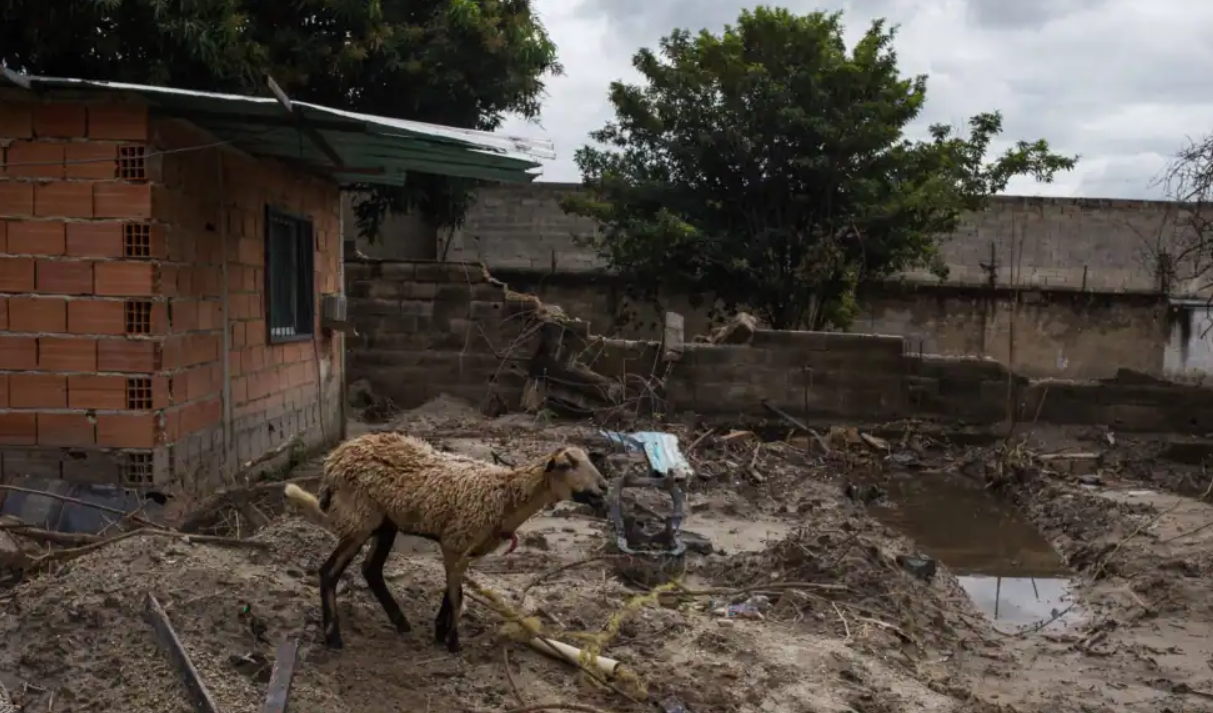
[2, 71, 554, 186]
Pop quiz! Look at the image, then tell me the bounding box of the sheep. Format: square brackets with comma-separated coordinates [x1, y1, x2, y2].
[282, 431, 608, 653]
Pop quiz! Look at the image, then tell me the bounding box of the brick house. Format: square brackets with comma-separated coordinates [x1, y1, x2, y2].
[0, 72, 550, 498]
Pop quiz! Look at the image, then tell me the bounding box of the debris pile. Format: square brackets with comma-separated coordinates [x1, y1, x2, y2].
[3, 395, 1213, 712]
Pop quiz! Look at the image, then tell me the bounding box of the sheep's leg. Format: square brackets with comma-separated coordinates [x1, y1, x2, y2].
[433, 583, 463, 643]
[318, 533, 371, 649]
[439, 548, 470, 653]
[362, 519, 411, 633]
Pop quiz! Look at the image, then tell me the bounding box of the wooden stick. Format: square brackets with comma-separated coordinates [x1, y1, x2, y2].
[242, 434, 304, 473]
[144, 594, 222, 713]
[760, 400, 830, 453]
[260, 639, 299, 713]
[10, 527, 269, 573]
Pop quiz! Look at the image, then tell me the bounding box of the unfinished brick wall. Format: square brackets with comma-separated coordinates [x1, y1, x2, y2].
[0, 98, 166, 484]
[0, 95, 343, 493]
[153, 116, 343, 492]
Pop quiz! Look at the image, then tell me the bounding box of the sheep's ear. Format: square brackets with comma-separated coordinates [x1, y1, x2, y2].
[544, 450, 578, 472]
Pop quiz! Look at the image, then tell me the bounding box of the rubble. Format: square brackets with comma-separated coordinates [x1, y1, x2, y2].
[1, 399, 1212, 712]
[701, 312, 759, 345]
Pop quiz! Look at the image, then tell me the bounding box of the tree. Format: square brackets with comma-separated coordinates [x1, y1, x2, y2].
[1154, 136, 1213, 293]
[0, 0, 561, 238]
[563, 7, 1076, 330]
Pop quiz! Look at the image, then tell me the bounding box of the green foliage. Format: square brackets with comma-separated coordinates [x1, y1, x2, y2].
[0, 0, 561, 237]
[564, 7, 1076, 330]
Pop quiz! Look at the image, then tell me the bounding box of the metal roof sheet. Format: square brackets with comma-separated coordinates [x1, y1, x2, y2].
[1, 71, 554, 185]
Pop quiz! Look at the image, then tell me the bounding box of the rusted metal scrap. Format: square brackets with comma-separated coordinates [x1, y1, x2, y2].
[144, 594, 222, 713]
[260, 639, 300, 713]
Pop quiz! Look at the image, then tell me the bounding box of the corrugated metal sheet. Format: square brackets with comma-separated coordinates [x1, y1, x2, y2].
[3, 72, 554, 185]
[0, 476, 166, 534]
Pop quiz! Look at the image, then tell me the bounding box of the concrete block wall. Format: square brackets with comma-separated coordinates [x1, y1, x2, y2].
[666, 336, 1213, 433]
[489, 269, 1174, 380]
[0, 94, 343, 493]
[390, 184, 1198, 295]
[345, 259, 516, 409]
[667, 331, 909, 420]
[854, 284, 1171, 380]
[347, 259, 1213, 433]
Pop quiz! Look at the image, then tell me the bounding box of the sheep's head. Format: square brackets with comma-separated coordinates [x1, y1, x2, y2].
[544, 446, 607, 506]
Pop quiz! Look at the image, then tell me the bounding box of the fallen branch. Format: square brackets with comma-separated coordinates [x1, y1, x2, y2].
[242, 434, 304, 473]
[832, 602, 852, 643]
[668, 581, 848, 598]
[9, 527, 268, 573]
[1089, 475, 1213, 581]
[497, 703, 616, 713]
[2, 525, 106, 546]
[503, 648, 526, 708]
[519, 555, 616, 606]
[684, 428, 715, 454]
[179, 472, 321, 534]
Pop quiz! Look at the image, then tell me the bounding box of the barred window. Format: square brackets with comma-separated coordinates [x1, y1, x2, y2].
[264, 206, 316, 344]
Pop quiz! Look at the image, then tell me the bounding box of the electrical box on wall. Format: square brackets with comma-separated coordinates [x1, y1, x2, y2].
[320, 293, 355, 335]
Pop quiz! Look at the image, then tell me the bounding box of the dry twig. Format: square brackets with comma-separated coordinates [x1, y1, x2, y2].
[519, 555, 616, 606]
[503, 648, 527, 708]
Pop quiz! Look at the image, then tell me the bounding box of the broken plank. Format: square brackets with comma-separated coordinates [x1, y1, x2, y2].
[144, 594, 222, 713]
[260, 639, 300, 713]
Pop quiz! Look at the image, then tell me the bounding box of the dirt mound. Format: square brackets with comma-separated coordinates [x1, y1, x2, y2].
[0, 519, 343, 713]
[0, 494, 971, 713]
[1013, 485, 1149, 565]
[697, 524, 981, 654]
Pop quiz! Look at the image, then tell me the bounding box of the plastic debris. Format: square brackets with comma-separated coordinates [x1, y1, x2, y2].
[710, 595, 771, 620]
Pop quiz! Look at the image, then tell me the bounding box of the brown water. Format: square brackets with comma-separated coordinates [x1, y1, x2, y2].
[865, 471, 1083, 631]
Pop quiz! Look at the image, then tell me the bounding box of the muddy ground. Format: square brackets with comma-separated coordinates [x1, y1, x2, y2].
[1, 398, 1212, 712]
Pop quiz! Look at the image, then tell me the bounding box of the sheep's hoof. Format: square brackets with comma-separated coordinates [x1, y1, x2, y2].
[324, 629, 344, 649]
[393, 618, 412, 634]
[446, 635, 461, 654]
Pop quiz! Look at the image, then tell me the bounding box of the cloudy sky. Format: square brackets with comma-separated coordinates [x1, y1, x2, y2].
[496, 0, 1213, 199]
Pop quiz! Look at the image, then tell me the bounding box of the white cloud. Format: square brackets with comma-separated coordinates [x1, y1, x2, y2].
[498, 0, 1213, 199]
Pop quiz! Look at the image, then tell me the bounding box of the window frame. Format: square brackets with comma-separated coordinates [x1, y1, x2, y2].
[263, 205, 317, 345]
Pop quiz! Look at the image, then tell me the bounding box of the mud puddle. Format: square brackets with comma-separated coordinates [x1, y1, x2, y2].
[864, 470, 1085, 631]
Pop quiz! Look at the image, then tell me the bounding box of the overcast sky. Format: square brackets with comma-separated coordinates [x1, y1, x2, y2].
[496, 0, 1213, 199]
